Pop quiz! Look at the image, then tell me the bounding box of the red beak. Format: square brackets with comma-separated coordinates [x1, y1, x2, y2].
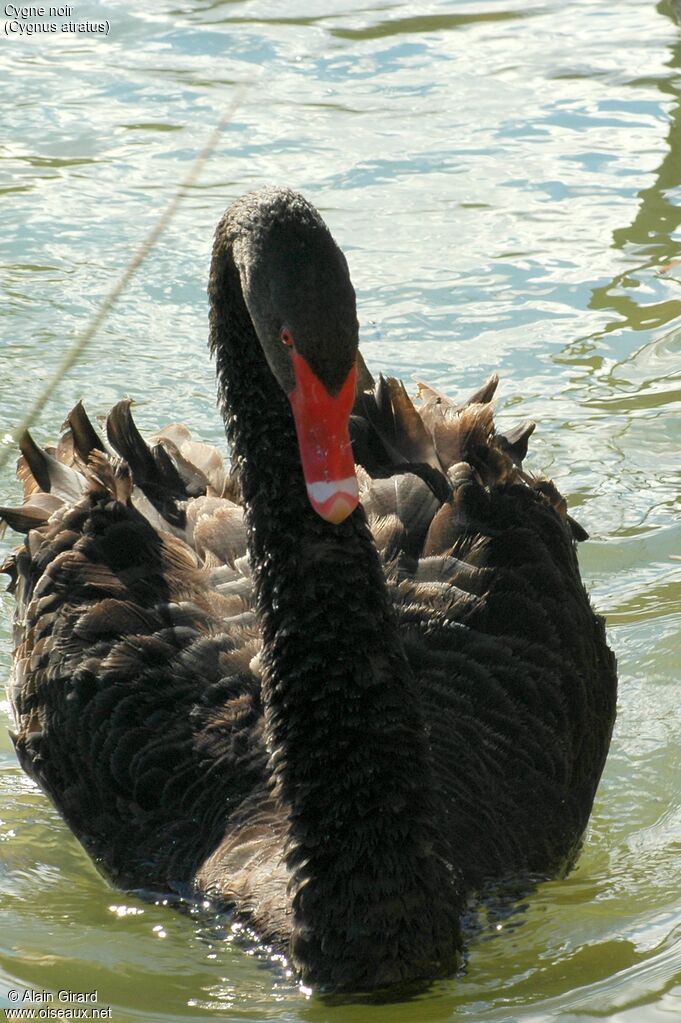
[287, 351, 359, 524]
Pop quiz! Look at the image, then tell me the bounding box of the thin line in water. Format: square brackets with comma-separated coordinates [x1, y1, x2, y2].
[0, 79, 257, 470]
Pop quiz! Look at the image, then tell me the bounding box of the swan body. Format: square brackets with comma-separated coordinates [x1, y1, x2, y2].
[1, 187, 617, 993]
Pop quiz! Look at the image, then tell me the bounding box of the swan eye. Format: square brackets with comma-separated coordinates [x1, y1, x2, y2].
[280, 328, 294, 349]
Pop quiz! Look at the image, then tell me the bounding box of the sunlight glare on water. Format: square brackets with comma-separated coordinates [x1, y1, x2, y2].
[1, 1, 681, 1021]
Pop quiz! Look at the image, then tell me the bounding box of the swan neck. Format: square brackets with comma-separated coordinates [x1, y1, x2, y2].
[208, 230, 462, 990]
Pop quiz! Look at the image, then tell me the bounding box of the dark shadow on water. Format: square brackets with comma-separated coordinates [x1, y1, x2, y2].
[574, 2, 681, 349]
[182, 2, 536, 37]
[329, 10, 535, 43]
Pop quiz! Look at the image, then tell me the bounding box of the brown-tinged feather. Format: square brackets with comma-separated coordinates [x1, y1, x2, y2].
[459, 373, 499, 408]
[497, 420, 536, 466]
[19, 431, 86, 503]
[186, 496, 247, 568]
[66, 401, 106, 462]
[355, 348, 375, 392]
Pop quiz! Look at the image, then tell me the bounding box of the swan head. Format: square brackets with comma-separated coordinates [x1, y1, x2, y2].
[228, 187, 360, 524]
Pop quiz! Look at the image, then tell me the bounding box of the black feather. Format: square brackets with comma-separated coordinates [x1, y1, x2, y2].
[65, 400, 106, 461]
[106, 400, 189, 527]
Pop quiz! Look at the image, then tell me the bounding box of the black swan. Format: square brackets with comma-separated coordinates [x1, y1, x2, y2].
[1, 186, 617, 994]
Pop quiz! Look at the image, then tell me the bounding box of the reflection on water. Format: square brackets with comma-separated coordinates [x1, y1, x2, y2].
[1, 1, 681, 1021]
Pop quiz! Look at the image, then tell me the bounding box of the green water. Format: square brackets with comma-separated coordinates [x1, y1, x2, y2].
[1, 1, 680, 1020]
